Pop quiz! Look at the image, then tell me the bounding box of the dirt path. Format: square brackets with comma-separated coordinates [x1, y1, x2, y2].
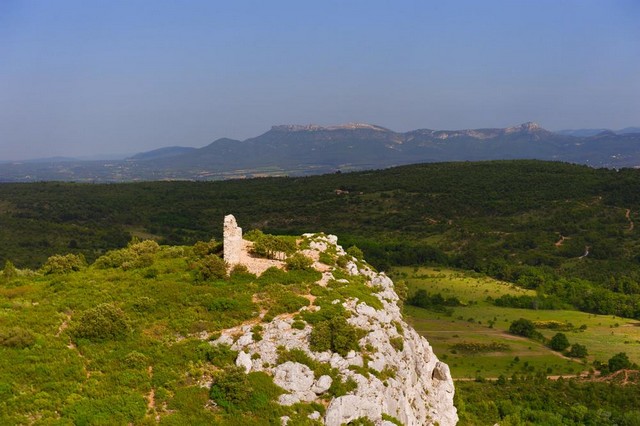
[626, 208, 634, 231]
[578, 246, 590, 259]
[56, 314, 71, 337]
[56, 314, 91, 379]
[554, 235, 567, 247]
[147, 366, 160, 420]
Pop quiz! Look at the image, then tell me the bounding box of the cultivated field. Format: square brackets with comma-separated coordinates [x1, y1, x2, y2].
[394, 267, 640, 379]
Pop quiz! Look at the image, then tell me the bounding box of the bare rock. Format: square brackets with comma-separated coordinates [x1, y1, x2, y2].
[273, 361, 315, 393]
[235, 351, 252, 373]
[311, 375, 333, 394]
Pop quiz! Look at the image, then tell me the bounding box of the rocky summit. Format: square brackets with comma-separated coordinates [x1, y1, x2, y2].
[214, 232, 458, 426]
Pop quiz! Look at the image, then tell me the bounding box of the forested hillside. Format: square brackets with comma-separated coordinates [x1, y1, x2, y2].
[3, 160, 640, 318]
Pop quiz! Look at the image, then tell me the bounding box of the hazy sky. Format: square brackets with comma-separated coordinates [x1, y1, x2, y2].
[1, 1, 639, 160]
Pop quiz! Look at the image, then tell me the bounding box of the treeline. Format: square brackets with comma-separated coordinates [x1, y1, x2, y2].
[487, 276, 640, 319]
[456, 377, 640, 425]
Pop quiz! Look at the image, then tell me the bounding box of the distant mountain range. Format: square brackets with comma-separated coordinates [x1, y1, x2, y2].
[1, 122, 640, 182]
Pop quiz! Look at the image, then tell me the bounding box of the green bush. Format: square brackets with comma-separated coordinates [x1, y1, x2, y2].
[243, 229, 264, 242]
[346, 246, 364, 260]
[285, 253, 314, 271]
[608, 352, 632, 372]
[549, 333, 570, 351]
[567, 343, 588, 358]
[310, 316, 360, 356]
[128, 239, 160, 255]
[124, 351, 148, 368]
[250, 233, 296, 259]
[389, 336, 404, 352]
[195, 254, 228, 281]
[2, 260, 17, 281]
[192, 240, 221, 258]
[200, 343, 238, 367]
[318, 251, 334, 265]
[291, 320, 306, 330]
[0, 326, 36, 348]
[70, 303, 131, 341]
[508, 318, 536, 338]
[209, 366, 251, 410]
[94, 240, 159, 270]
[40, 254, 85, 274]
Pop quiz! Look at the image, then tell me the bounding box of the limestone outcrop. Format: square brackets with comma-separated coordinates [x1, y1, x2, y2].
[212, 233, 458, 426]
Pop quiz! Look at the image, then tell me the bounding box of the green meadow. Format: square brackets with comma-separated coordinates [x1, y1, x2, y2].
[394, 267, 640, 379]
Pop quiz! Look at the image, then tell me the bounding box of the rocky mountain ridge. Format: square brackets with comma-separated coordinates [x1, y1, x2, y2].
[213, 233, 458, 426]
[2, 122, 640, 181]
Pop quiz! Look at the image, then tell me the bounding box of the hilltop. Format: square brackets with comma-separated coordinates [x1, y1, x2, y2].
[0, 220, 457, 425]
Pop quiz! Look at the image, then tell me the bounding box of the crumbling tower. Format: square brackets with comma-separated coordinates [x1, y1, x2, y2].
[223, 214, 242, 265]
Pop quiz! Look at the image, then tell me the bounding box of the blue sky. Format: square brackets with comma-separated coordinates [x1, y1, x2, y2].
[1, 0, 639, 160]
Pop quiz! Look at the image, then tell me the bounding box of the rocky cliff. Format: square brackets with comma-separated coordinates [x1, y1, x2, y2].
[213, 233, 458, 425]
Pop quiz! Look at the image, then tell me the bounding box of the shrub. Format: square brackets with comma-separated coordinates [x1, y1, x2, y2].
[310, 316, 360, 356]
[344, 417, 375, 426]
[549, 333, 570, 351]
[195, 254, 228, 281]
[124, 351, 148, 368]
[608, 352, 632, 372]
[389, 336, 404, 352]
[406, 289, 457, 315]
[243, 229, 264, 242]
[70, 303, 131, 341]
[318, 251, 334, 265]
[192, 240, 221, 258]
[94, 240, 159, 270]
[251, 325, 263, 342]
[0, 326, 36, 348]
[209, 366, 251, 410]
[449, 342, 510, 354]
[2, 260, 17, 280]
[40, 254, 85, 274]
[251, 233, 295, 260]
[128, 239, 160, 255]
[202, 344, 238, 367]
[509, 318, 536, 338]
[131, 296, 156, 313]
[567, 343, 588, 358]
[291, 320, 306, 330]
[285, 253, 314, 271]
[347, 246, 364, 260]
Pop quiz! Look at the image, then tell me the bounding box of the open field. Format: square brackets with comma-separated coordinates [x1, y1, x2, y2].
[394, 267, 640, 379]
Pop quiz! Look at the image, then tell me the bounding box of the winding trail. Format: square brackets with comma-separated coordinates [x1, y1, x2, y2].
[147, 366, 160, 421]
[554, 235, 567, 247]
[578, 246, 590, 259]
[626, 209, 634, 231]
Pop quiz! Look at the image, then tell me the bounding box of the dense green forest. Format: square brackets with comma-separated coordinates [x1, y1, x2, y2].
[3, 160, 640, 320]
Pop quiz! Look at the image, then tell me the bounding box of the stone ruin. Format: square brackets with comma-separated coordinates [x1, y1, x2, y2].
[223, 214, 242, 265]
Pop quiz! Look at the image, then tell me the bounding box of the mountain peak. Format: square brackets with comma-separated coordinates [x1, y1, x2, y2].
[271, 123, 390, 132]
[505, 122, 544, 133]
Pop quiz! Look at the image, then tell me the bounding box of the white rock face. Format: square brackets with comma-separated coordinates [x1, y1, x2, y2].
[235, 351, 252, 373]
[223, 214, 242, 265]
[211, 233, 458, 425]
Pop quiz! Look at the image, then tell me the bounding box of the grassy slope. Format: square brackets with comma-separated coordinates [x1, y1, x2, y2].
[0, 240, 330, 425]
[395, 267, 640, 379]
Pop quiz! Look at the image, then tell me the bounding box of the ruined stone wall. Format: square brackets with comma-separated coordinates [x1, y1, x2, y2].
[223, 214, 242, 265]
